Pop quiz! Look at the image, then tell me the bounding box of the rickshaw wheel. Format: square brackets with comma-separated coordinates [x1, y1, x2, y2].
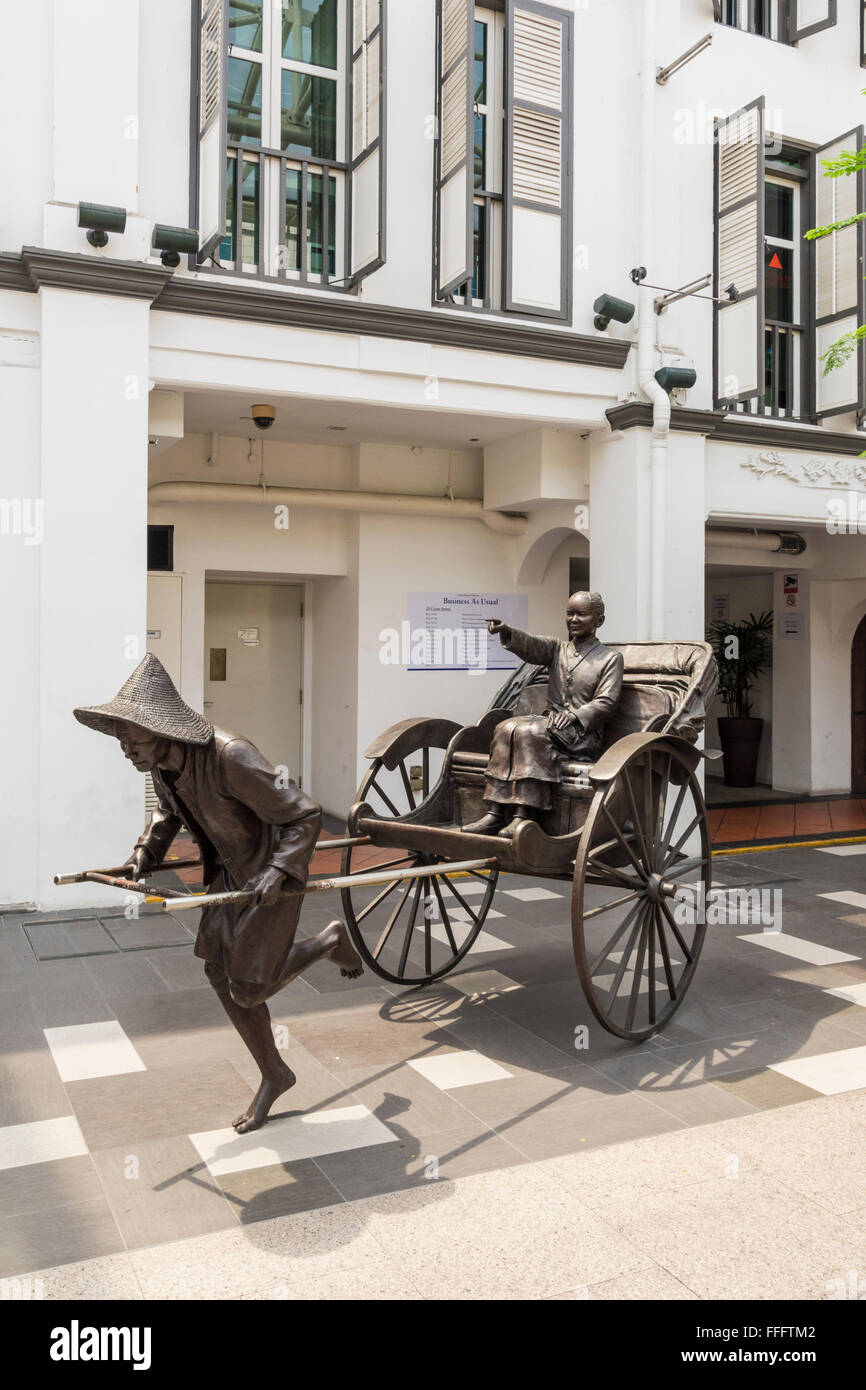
[572, 742, 711, 1042]
[341, 752, 499, 986]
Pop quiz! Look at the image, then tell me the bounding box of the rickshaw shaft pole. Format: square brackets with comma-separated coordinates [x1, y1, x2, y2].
[163, 857, 497, 912]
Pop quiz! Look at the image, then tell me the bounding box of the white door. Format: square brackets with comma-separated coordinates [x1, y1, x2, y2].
[146, 573, 184, 813]
[203, 581, 304, 782]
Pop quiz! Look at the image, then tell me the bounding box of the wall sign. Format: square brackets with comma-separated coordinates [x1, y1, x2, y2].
[405, 592, 529, 672]
[238, 628, 260, 647]
[710, 593, 729, 623]
[777, 612, 805, 641]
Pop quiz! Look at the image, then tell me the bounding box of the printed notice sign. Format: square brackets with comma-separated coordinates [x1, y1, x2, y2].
[711, 593, 729, 623]
[406, 592, 529, 672]
[777, 612, 805, 641]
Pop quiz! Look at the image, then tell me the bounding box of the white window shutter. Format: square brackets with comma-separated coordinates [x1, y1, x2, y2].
[349, 0, 386, 284]
[812, 126, 865, 419]
[861, 1, 866, 67]
[436, 0, 474, 298]
[197, 0, 228, 262]
[504, 1, 571, 319]
[714, 97, 765, 406]
[790, 1, 837, 42]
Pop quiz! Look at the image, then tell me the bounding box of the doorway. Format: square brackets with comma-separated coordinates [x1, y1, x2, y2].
[204, 580, 304, 782]
[853, 616, 866, 793]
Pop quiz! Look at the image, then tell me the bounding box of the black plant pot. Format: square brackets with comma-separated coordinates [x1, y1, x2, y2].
[718, 717, 764, 788]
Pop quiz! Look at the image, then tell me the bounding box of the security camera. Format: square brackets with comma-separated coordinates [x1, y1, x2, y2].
[251, 404, 276, 430]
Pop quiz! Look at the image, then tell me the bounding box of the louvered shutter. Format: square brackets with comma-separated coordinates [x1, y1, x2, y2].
[436, 0, 474, 297]
[196, 0, 228, 262]
[714, 98, 765, 406]
[812, 127, 866, 419]
[348, 0, 386, 284]
[504, 0, 571, 319]
[861, 1, 866, 66]
[790, 0, 836, 41]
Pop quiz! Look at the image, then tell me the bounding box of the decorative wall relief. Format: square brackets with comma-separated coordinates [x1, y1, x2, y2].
[741, 450, 866, 489]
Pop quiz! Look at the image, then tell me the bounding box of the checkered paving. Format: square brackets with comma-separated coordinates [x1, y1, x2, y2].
[3, 842, 866, 1279]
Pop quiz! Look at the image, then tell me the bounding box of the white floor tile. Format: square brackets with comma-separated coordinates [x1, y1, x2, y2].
[825, 981, 866, 1007]
[0, 1115, 89, 1172]
[429, 923, 513, 953]
[408, 1050, 512, 1090]
[504, 887, 563, 902]
[815, 845, 866, 857]
[189, 1104, 398, 1177]
[449, 969, 523, 998]
[447, 880, 488, 895]
[43, 1020, 146, 1083]
[737, 932, 860, 966]
[771, 1044, 866, 1096]
[819, 890, 866, 909]
[437, 906, 505, 923]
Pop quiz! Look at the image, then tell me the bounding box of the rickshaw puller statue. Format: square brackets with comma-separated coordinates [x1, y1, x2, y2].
[73, 654, 363, 1133]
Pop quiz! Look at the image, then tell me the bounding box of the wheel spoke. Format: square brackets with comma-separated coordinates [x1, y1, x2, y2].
[366, 777, 403, 818]
[655, 906, 678, 1000]
[664, 854, 706, 881]
[651, 754, 672, 865]
[588, 896, 646, 975]
[663, 814, 703, 867]
[622, 766, 651, 866]
[603, 907, 646, 1010]
[601, 799, 646, 878]
[647, 911, 656, 1026]
[354, 875, 405, 924]
[431, 875, 459, 956]
[658, 897, 695, 964]
[422, 747, 430, 799]
[582, 888, 644, 921]
[372, 877, 416, 961]
[625, 913, 650, 1032]
[397, 880, 424, 976]
[398, 759, 416, 811]
[658, 776, 690, 862]
[440, 873, 481, 925]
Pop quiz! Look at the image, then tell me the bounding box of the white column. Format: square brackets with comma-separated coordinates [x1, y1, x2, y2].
[771, 568, 812, 795]
[589, 427, 707, 642]
[37, 288, 150, 906]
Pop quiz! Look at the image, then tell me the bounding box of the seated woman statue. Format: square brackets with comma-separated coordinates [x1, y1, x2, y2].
[464, 591, 624, 837]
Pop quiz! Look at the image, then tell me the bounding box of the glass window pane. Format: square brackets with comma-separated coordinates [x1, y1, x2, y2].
[281, 70, 337, 157]
[765, 183, 793, 241]
[220, 156, 237, 262]
[474, 112, 486, 189]
[474, 21, 487, 103]
[227, 56, 262, 146]
[472, 202, 485, 301]
[308, 173, 336, 275]
[240, 159, 260, 264]
[229, 0, 263, 52]
[284, 169, 302, 270]
[282, 0, 338, 69]
[765, 243, 793, 321]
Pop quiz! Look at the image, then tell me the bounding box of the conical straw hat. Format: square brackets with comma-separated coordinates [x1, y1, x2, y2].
[74, 652, 213, 745]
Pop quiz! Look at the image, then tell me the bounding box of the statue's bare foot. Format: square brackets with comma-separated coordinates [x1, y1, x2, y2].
[233, 1063, 296, 1134]
[323, 918, 364, 979]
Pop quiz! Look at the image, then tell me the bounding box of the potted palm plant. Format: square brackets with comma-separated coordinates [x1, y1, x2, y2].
[706, 610, 774, 788]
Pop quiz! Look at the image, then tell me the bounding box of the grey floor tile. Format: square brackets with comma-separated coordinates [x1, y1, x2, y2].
[714, 1066, 820, 1110]
[24, 919, 118, 960]
[217, 1158, 345, 1223]
[145, 949, 209, 992]
[84, 953, 172, 1001]
[327, 1058, 490, 1139]
[90, 1135, 238, 1248]
[0, 1043, 75, 1127]
[25, 959, 115, 1030]
[498, 1088, 681, 1161]
[0, 1154, 102, 1220]
[314, 1121, 525, 1201]
[103, 917, 195, 951]
[65, 1058, 254, 1151]
[0, 1197, 125, 1279]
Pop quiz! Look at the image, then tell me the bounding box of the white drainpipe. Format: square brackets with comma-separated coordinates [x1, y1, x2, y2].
[637, 0, 670, 641]
[147, 480, 527, 536]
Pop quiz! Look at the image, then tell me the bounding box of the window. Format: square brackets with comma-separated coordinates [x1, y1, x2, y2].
[435, 0, 572, 320]
[714, 98, 865, 421]
[193, 0, 385, 288]
[715, 1, 836, 43]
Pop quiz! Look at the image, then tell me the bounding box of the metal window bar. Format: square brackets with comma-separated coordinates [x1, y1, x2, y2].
[227, 140, 345, 284]
[452, 189, 501, 311]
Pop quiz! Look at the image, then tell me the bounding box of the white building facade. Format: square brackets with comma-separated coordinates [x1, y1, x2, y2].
[2, 0, 866, 909]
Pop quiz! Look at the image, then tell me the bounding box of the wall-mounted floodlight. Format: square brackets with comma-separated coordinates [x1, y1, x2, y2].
[152, 224, 199, 268]
[655, 366, 697, 394]
[593, 294, 636, 332]
[77, 202, 127, 248]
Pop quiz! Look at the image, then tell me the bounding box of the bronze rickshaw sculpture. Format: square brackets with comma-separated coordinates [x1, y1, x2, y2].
[57, 641, 718, 1047]
[339, 640, 718, 1042]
